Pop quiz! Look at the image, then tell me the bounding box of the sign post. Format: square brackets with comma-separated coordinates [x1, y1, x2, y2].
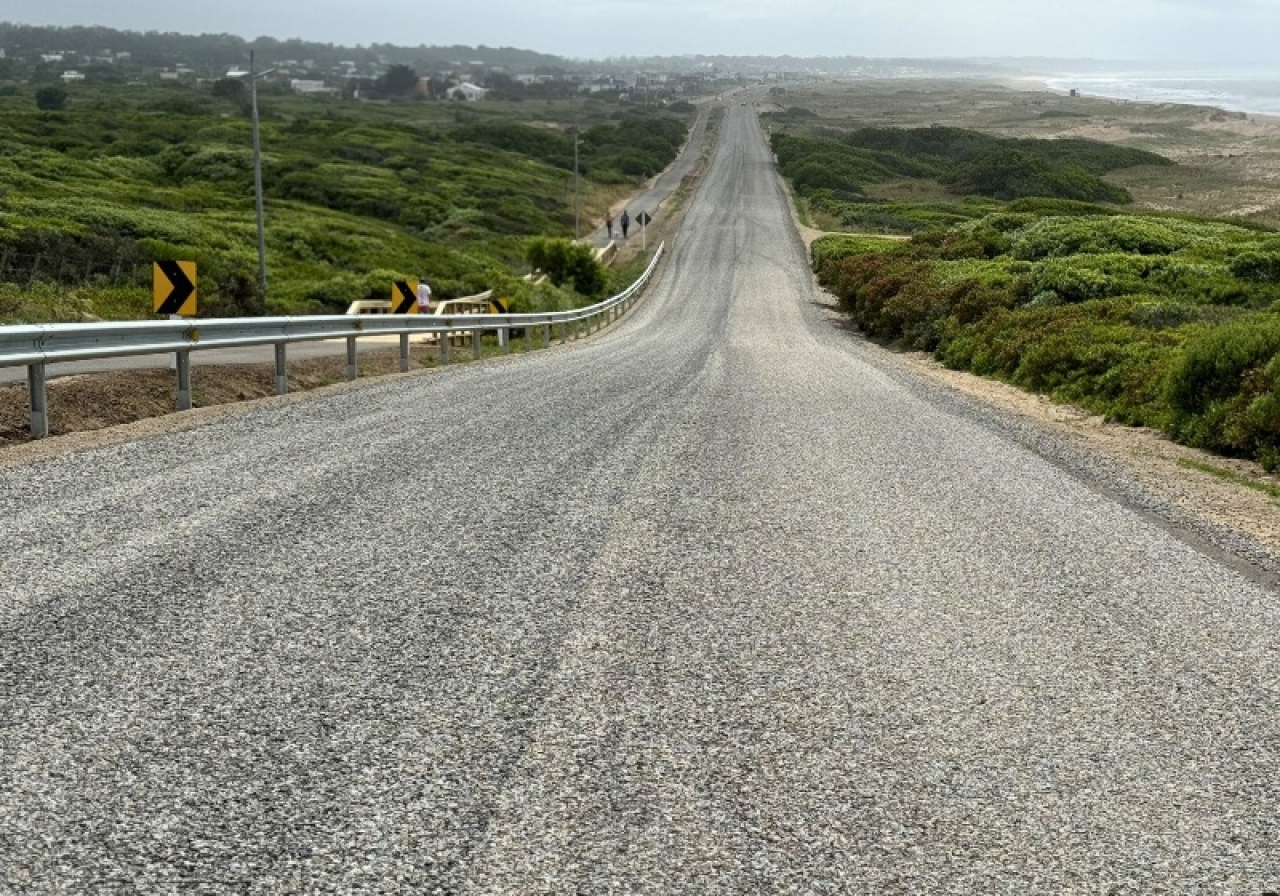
[153, 260, 196, 398]
[636, 211, 653, 252]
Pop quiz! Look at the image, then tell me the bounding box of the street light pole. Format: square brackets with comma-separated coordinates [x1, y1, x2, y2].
[572, 131, 580, 240]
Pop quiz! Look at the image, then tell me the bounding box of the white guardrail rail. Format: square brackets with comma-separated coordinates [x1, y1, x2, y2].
[0, 244, 663, 438]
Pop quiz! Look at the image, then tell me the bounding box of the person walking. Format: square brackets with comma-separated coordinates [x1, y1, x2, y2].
[620, 209, 630, 240]
[605, 212, 614, 240]
[416, 278, 433, 314]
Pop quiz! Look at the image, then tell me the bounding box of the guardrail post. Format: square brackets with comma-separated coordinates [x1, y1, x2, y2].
[27, 363, 48, 438]
[440, 328, 451, 365]
[274, 343, 288, 395]
[399, 333, 410, 373]
[346, 336, 358, 381]
[542, 322, 551, 348]
[500, 325, 510, 355]
[524, 324, 533, 353]
[472, 325, 483, 360]
[175, 351, 192, 411]
[558, 321, 566, 345]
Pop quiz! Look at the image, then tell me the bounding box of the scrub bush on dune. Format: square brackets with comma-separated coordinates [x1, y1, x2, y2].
[1165, 317, 1280, 469]
[810, 208, 1280, 467]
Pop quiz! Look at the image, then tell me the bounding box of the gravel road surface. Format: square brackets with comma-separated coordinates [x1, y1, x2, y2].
[1, 104, 1277, 893]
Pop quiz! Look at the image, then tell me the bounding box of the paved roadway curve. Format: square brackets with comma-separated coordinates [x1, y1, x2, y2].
[2, 105, 1278, 893]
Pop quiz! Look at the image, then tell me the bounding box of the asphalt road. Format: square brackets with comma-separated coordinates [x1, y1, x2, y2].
[1, 104, 1278, 893]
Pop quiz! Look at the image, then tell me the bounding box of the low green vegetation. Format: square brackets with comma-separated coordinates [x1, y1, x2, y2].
[524, 238, 607, 298]
[812, 212, 1280, 469]
[0, 81, 690, 323]
[771, 124, 1170, 234]
[1176, 458, 1280, 501]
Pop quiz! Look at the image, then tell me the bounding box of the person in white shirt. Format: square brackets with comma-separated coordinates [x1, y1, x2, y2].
[416, 279, 433, 314]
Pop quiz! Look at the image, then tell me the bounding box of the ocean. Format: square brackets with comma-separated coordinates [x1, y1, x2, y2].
[1042, 72, 1280, 117]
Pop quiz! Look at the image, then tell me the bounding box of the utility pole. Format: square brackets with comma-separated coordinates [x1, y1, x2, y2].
[248, 51, 276, 304]
[573, 131, 580, 240]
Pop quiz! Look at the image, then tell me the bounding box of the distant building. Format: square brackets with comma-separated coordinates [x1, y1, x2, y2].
[448, 82, 489, 101]
[291, 79, 338, 96]
[60, 70, 85, 82]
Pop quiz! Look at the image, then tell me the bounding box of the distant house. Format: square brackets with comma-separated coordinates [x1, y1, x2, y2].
[448, 82, 489, 101]
[291, 79, 338, 96]
[60, 70, 85, 82]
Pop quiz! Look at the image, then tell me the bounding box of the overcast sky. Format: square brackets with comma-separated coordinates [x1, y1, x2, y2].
[6, 0, 1279, 64]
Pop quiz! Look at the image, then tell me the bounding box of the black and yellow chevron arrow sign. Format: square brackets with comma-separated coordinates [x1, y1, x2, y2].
[391, 280, 419, 314]
[153, 261, 197, 316]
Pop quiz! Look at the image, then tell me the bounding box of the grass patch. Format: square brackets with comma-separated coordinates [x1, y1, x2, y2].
[1177, 458, 1280, 500]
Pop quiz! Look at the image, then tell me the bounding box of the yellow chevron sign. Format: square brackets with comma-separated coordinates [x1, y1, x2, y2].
[391, 280, 421, 314]
[153, 261, 197, 316]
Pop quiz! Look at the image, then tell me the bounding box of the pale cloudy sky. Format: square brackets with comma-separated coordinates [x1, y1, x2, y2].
[5, 0, 1279, 63]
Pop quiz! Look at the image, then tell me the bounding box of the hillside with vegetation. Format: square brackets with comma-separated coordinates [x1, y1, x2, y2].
[0, 79, 692, 323]
[0, 23, 573, 81]
[770, 123, 1172, 233]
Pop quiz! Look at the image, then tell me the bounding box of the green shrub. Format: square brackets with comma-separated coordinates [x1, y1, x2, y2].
[811, 208, 1280, 466]
[34, 85, 68, 111]
[1229, 249, 1280, 282]
[524, 237, 606, 298]
[1163, 315, 1280, 466]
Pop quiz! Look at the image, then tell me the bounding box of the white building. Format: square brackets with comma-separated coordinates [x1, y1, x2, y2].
[448, 82, 489, 101]
[291, 79, 338, 96]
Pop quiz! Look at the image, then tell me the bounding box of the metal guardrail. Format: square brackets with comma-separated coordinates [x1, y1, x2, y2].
[345, 289, 496, 316]
[1, 244, 664, 438]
